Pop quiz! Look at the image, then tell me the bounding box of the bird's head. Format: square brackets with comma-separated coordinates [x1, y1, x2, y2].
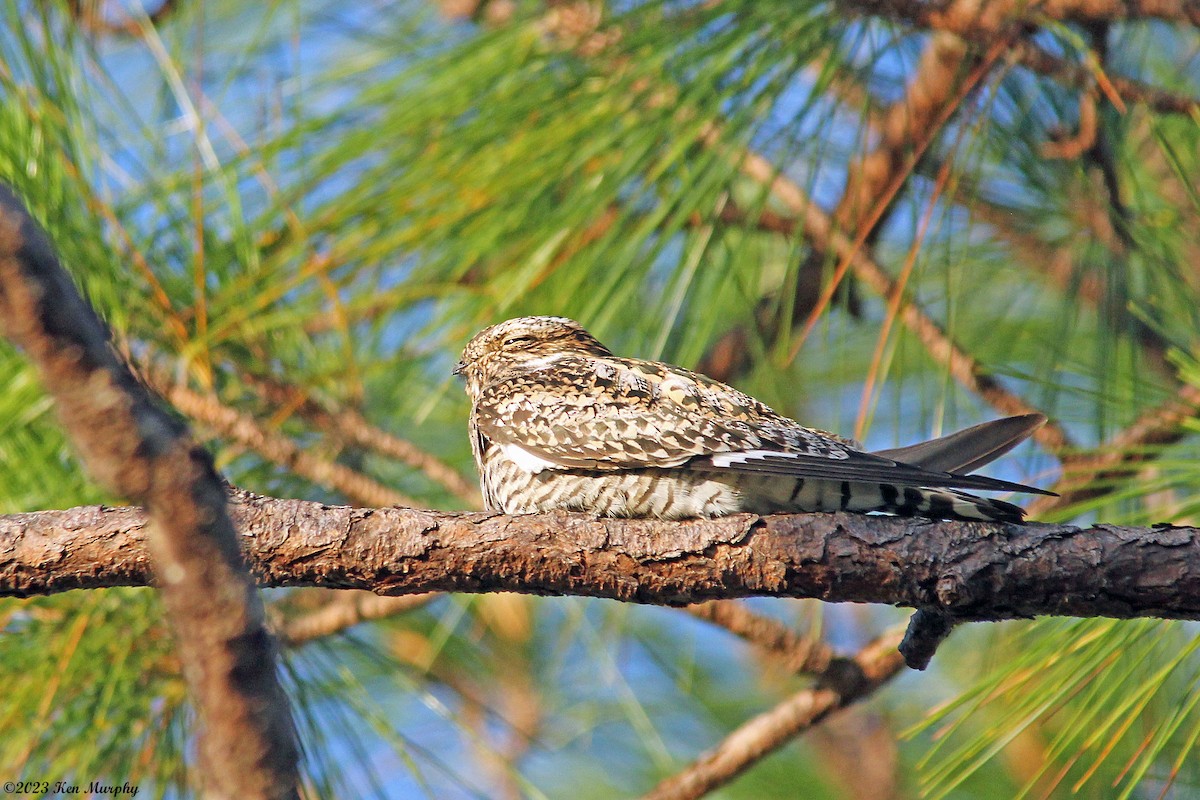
[455, 316, 612, 398]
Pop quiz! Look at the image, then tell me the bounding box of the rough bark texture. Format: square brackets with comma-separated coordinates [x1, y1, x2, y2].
[3, 494, 1198, 627]
[0, 186, 298, 800]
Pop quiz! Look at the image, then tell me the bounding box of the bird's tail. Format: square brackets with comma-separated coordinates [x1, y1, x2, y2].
[874, 484, 1027, 523]
[754, 477, 1029, 522]
[871, 414, 1046, 476]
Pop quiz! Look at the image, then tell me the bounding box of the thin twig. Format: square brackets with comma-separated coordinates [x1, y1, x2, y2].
[68, 0, 181, 37]
[727, 145, 1074, 454]
[1030, 383, 1200, 516]
[685, 601, 833, 674]
[641, 628, 907, 800]
[280, 591, 438, 646]
[853, 137, 959, 440]
[141, 371, 418, 508]
[245, 372, 480, 506]
[1013, 41, 1200, 116]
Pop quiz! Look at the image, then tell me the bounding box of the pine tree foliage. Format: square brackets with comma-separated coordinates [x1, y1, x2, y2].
[1, 1, 1198, 797]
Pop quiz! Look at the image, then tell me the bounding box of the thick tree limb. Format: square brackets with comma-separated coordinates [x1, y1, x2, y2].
[3, 495, 1198, 628]
[0, 186, 298, 799]
[831, 32, 973, 236]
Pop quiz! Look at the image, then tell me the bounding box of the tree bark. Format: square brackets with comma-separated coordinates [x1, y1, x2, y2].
[4, 493, 1197, 627]
[0, 185, 298, 800]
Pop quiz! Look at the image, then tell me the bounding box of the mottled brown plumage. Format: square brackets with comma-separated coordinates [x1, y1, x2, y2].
[456, 316, 1051, 522]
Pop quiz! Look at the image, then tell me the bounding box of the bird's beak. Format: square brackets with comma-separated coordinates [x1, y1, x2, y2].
[452, 360, 466, 376]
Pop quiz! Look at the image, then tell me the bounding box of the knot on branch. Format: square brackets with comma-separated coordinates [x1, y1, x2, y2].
[899, 608, 957, 670]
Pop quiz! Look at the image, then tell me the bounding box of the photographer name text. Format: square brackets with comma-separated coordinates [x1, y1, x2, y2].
[4, 781, 139, 796]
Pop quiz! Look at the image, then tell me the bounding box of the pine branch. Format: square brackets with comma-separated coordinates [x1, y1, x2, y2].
[959, 184, 1175, 374]
[4, 495, 1198, 637]
[242, 371, 481, 506]
[698, 29, 984, 381]
[691, 38, 1073, 453]
[642, 628, 906, 800]
[278, 591, 438, 646]
[841, 0, 1200, 32]
[831, 31, 973, 235]
[1031, 383, 1200, 516]
[0, 185, 299, 799]
[1013, 40, 1200, 116]
[67, 0, 181, 37]
[685, 601, 834, 674]
[725, 142, 1073, 453]
[141, 369, 417, 508]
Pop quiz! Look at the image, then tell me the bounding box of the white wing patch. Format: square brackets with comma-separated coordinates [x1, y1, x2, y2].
[499, 442, 561, 473]
[710, 448, 852, 467]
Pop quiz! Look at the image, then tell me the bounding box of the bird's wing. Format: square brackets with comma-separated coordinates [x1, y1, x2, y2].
[871, 414, 1046, 474]
[692, 449, 1052, 495]
[474, 355, 792, 470]
[475, 357, 1051, 495]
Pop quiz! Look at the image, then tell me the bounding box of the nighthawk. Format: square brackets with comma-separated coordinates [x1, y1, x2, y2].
[456, 316, 1051, 522]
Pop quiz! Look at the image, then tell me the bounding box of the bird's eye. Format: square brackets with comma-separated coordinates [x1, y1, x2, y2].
[503, 335, 536, 347]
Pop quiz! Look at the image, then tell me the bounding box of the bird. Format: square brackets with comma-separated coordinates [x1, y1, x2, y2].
[455, 316, 1053, 523]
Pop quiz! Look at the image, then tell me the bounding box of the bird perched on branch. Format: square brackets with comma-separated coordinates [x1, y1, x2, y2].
[456, 316, 1052, 523]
